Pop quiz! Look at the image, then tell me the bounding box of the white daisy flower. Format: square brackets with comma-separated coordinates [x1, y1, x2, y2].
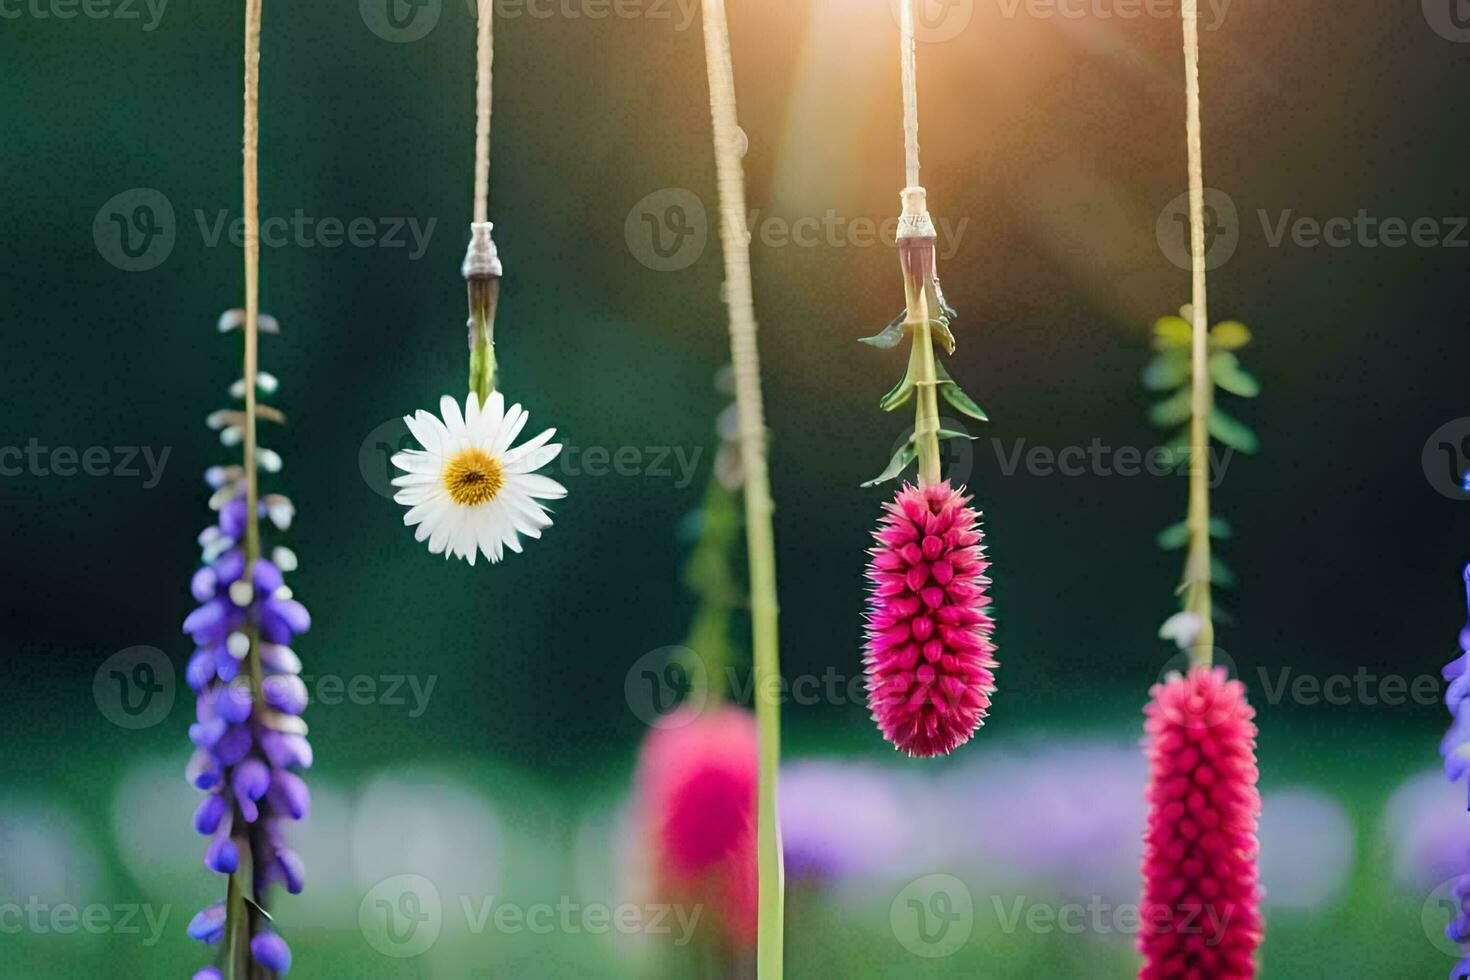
[391, 392, 565, 565]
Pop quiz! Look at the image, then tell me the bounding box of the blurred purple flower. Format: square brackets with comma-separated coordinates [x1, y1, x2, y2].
[779, 759, 911, 883]
[950, 742, 1147, 902]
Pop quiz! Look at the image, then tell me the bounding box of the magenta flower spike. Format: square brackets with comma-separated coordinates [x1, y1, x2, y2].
[863, 482, 996, 757]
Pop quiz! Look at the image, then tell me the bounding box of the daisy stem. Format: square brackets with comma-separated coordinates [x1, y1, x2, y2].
[467, 274, 499, 402]
[700, 1, 784, 974]
[1181, 0, 1215, 667]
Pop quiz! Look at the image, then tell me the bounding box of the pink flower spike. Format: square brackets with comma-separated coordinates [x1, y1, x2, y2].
[863, 481, 996, 757]
[1139, 666, 1263, 979]
[635, 707, 758, 949]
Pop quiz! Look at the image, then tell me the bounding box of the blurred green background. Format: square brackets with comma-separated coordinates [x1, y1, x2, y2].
[4, 0, 1470, 976]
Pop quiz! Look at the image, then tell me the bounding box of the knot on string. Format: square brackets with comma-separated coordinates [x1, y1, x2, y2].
[461, 222, 502, 280]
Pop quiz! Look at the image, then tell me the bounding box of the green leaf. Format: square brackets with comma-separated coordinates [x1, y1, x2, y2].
[1158, 516, 1232, 550]
[880, 344, 921, 412]
[1152, 315, 1192, 350]
[1209, 320, 1252, 350]
[1211, 554, 1237, 588]
[859, 312, 907, 349]
[929, 317, 956, 356]
[1149, 390, 1193, 428]
[1143, 351, 1190, 392]
[937, 429, 978, 442]
[1156, 520, 1189, 550]
[1209, 407, 1259, 454]
[862, 441, 917, 487]
[1160, 427, 1191, 467]
[934, 359, 988, 421]
[1209, 352, 1261, 398]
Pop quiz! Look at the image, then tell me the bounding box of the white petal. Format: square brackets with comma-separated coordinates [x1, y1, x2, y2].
[464, 391, 481, 434]
[395, 485, 443, 507]
[509, 473, 567, 500]
[391, 450, 443, 475]
[440, 395, 467, 441]
[493, 405, 529, 454]
[405, 410, 449, 455]
[477, 391, 506, 445]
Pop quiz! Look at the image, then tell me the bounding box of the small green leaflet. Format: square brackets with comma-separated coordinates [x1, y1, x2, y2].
[1143, 351, 1190, 392]
[859, 312, 907, 349]
[934, 359, 988, 421]
[1155, 516, 1234, 551]
[1209, 406, 1260, 454]
[1152, 315, 1192, 350]
[1209, 320, 1252, 350]
[862, 441, 917, 487]
[1149, 389, 1193, 428]
[880, 344, 922, 412]
[1208, 352, 1261, 398]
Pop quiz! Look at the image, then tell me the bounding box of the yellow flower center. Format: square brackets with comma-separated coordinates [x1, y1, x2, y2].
[442, 448, 504, 506]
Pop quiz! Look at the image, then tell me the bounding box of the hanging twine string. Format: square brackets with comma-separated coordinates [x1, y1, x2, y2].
[1181, 0, 1215, 664]
[242, 0, 262, 568]
[900, 0, 920, 189]
[699, 1, 784, 975]
[473, 0, 493, 224]
[463, 0, 501, 401]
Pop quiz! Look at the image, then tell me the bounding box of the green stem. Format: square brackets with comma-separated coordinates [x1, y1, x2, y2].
[467, 275, 499, 402]
[699, 1, 783, 973]
[1181, 0, 1214, 668]
[902, 240, 941, 487]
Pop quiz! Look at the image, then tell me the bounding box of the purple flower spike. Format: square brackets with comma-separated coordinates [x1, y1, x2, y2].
[191, 567, 218, 603]
[187, 650, 215, 692]
[270, 770, 311, 820]
[194, 794, 228, 835]
[275, 848, 305, 895]
[233, 759, 271, 823]
[205, 833, 239, 874]
[264, 675, 309, 716]
[186, 903, 227, 944]
[183, 598, 229, 640]
[219, 499, 248, 538]
[250, 931, 292, 974]
[253, 559, 284, 594]
[187, 749, 220, 790]
[259, 597, 311, 644]
[259, 643, 301, 675]
[260, 731, 313, 770]
[213, 548, 246, 585]
[184, 362, 312, 974]
[213, 724, 254, 767]
[189, 719, 226, 749]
